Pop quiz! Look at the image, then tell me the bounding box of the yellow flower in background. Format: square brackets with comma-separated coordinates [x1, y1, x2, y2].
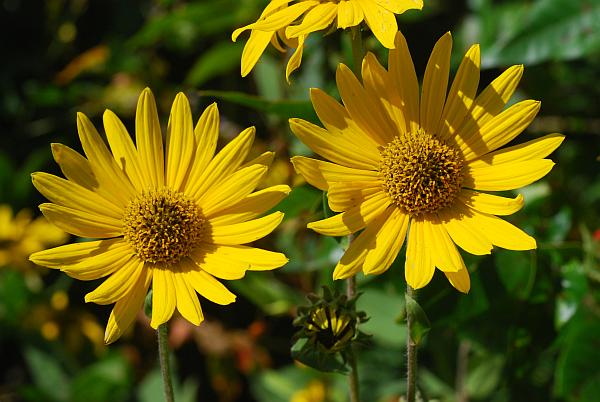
[30, 88, 289, 344]
[0, 205, 67, 284]
[291, 32, 563, 292]
[232, 0, 424, 81]
[290, 380, 326, 402]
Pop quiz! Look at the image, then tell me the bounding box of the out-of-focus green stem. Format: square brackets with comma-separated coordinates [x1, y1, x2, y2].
[350, 26, 365, 75]
[158, 324, 175, 402]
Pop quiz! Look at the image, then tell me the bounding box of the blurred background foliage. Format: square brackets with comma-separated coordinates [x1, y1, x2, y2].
[0, 0, 599, 401]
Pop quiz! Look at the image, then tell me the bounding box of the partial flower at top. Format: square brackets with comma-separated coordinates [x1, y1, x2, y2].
[291, 32, 564, 292]
[232, 0, 424, 81]
[30, 88, 289, 344]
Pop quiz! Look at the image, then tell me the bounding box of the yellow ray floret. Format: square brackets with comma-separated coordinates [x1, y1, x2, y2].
[30, 88, 289, 344]
[232, 0, 423, 81]
[291, 31, 564, 293]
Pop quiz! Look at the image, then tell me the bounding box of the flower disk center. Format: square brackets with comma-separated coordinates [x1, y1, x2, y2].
[379, 130, 464, 216]
[123, 189, 204, 265]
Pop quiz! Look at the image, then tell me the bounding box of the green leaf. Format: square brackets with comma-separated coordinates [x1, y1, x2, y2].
[466, 354, 505, 398]
[24, 346, 70, 402]
[198, 90, 318, 122]
[228, 272, 303, 315]
[138, 368, 198, 402]
[495, 250, 537, 300]
[185, 42, 243, 87]
[71, 353, 131, 402]
[404, 293, 431, 345]
[357, 289, 406, 347]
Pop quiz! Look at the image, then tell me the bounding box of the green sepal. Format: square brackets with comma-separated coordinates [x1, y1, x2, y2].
[404, 293, 430, 345]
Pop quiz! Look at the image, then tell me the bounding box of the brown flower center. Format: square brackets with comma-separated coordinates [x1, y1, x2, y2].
[379, 130, 464, 215]
[123, 188, 204, 264]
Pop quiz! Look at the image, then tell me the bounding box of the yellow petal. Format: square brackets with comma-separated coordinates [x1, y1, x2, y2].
[244, 1, 318, 33]
[135, 88, 165, 188]
[209, 211, 284, 245]
[199, 164, 268, 218]
[328, 181, 382, 212]
[186, 127, 255, 200]
[459, 189, 524, 216]
[286, 3, 337, 38]
[388, 31, 420, 133]
[438, 203, 493, 255]
[289, 118, 380, 169]
[291, 156, 379, 191]
[85, 257, 143, 305]
[359, 1, 397, 49]
[405, 217, 435, 289]
[240, 29, 274, 77]
[374, 0, 423, 13]
[444, 267, 470, 293]
[103, 109, 145, 191]
[438, 44, 480, 141]
[30, 238, 125, 268]
[420, 32, 452, 136]
[183, 268, 236, 305]
[333, 207, 392, 280]
[232, 0, 292, 41]
[462, 100, 541, 161]
[468, 133, 565, 168]
[192, 103, 219, 171]
[453, 65, 524, 150]
[166, 92, 195, 191]
[39, 203, 122, 238]
[336, 63, 397, 145]
[51, 143, 98, 190]
[424, 216, 463, 272]
[63, 244, 133, 281]
[337, 0, 364, 28]
[104, 267, 152, 344]
[240, 151, 275, 169]
[308, 191, 390, 236]
[363, 207, 409, 275]
[285, 34, 305, 81]
[174, 260, 204, 326]
[150, 267, 177, 329]
[309, 87, 379, 151]
[76, 112, 135, 207]
[31, 172, 123, 220]
[464, 159, 555, 191]
[208, 185, 291, 226]
[465, 205, 536, 250]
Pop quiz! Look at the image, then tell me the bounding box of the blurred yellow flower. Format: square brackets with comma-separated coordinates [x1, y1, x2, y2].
[291, 32, 563, 292]
[290, 380, 326, 402]
[232, 0, 423, 81]
[30, 88, 289, 344]
[0, 205, 67, 286]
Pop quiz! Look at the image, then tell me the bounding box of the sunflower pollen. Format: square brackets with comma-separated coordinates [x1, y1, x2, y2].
[379, 130, 464, 216]
[123, 188, 204, 265]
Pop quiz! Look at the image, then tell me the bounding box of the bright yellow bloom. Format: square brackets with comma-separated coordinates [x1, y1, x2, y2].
[291, 32, 563, 292]
[232, 0, 423, 81]
[30, 88, 289, 343]
[0, 205, 67, 271]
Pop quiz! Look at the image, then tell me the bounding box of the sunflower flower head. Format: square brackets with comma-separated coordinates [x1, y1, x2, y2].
[291, 32, 564, 293]
[232, 0, 424, 81]
[30, 88, 290, 344]
[292, 287, 368, 372]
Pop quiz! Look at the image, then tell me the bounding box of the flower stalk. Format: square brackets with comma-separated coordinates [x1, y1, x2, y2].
[158, 324, 175, 402]
[406, 285, 417, 402]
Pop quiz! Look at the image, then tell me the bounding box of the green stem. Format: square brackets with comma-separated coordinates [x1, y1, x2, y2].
[348, 346, 360, 402]
[406, 285, 417, 402]
[158, 324, 175, 402]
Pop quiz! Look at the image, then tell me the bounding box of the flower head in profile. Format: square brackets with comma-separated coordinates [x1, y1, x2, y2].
[291, 32, 564, 293]
[232, 0, 423, 81]
[0, 205, 67, 276]
[30, 88, 289, 343]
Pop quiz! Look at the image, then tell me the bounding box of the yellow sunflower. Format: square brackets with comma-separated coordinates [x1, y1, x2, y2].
[30, 88, 289, 344]
[291, 32, 563, 293]
[232, 0, 424, 81]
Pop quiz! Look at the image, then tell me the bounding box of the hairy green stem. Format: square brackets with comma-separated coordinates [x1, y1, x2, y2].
[158, 324, 175, 402]
[406, 285, 417, 402]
